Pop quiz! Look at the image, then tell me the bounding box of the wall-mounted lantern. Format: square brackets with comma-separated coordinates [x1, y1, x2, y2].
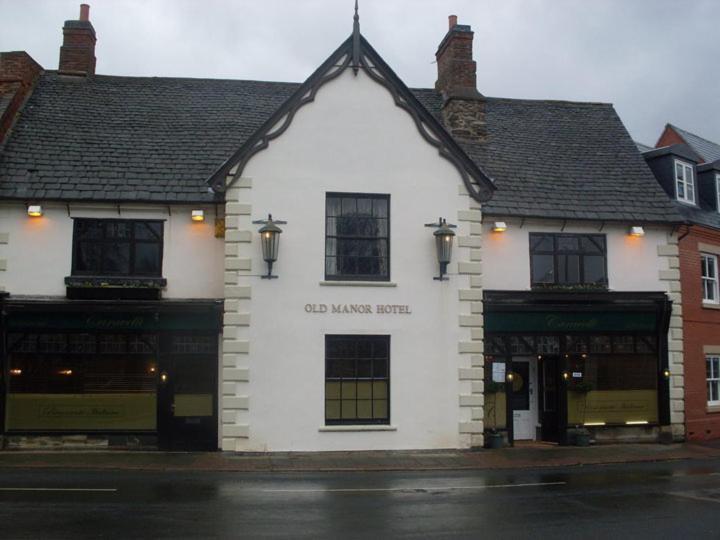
[629, 226, 645, 237]
[252, 214, 286, 279]
[425, 217, 457, 281]
[27, 205, 43, 218]
[662, 368, 671, 379]
[191, 209, 205, 222]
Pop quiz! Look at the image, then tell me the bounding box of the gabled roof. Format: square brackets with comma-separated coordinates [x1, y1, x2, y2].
[668, 124, 720, 163]
[206, 33, 496, 203]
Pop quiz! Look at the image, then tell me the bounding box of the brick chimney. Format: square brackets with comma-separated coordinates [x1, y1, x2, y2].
[0, 51, 43, 144]
[435, 16, 486, 141]
[58, 4, 96, 76]
[435, 15, 480, 99]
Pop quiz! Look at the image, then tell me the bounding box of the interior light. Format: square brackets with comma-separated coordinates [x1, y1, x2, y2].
[584, 422, 606, 426]
[506, 372, 515, 382]
[149, 366, 157, 374]
[10, 369, 22, 376]
[662, 369, 671, 379]
[191, 210, 205, 222]
[562, 371, 570, 380]
[629, 226, 645, 237]
[160, 372, 168, 383]
[625, 420, 649, 425]
[58, 369, 73, 376]
[27, 205, 43, 217]
[492, 221, 507, 233]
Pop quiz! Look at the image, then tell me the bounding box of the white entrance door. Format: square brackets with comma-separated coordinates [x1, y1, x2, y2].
[511, 357, 538, 440]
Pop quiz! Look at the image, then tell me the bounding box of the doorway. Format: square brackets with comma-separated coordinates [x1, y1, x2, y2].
[538, 355, 561, 442]
[158, 353, 218, 451]
[510, 357, 538, 440]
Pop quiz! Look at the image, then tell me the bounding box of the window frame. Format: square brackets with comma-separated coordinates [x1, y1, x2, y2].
[324, 192, 390, 282]
[71, 218, 164, 278]
[707, 355, 720, 406]
[701, 253, 720, 304]
[529, 233, 608, 288]
[324, 334, 390, 426]
[674, 159, 696, 205]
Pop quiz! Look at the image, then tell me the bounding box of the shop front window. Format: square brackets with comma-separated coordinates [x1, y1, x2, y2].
[484, 357, 507, 432]
[6, 332, 158, 431]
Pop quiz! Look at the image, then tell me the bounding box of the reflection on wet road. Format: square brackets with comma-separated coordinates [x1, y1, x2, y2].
[2, 459, 720, 538]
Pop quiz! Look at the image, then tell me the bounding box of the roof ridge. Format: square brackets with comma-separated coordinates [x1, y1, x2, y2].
[45, 69, 302, 86]
[669, 123, 720, 146]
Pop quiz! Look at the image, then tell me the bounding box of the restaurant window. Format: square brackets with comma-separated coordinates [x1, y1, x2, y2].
[708, 356, 720, 406]
[6, 332, 158, 431]
[325, 193, 389, 281]
[701, 254, 719, 304]
[325, 335, 389, 425]
[529, 233, 607, 288]
[72, 219, 163, 277]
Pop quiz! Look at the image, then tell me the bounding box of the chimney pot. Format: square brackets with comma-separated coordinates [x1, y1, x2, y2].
[448, 15, 458, 29]
[80, 4, 90, 21]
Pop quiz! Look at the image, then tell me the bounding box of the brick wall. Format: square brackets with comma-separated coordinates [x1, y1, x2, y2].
[656, 125, 687, 152]
[679, 225, 720, 441]
[0, 51, 42, 144]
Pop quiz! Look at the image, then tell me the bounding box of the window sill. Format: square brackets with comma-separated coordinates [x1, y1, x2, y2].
[702, 302, 720, 310]
[707, 405, 720, 414]
[319, 281, 397, 287]
[319, 425, 397, 432]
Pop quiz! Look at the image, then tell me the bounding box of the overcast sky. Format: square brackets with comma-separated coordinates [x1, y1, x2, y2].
[1, 0, 718, 146]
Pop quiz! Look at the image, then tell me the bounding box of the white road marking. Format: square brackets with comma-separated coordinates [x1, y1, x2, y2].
[262, 481, 566, 493]
[0, 487, 117, 492]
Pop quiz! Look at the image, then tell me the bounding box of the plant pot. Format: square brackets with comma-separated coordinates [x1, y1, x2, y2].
[575, 430, 591, 447]
[487, 432, 504, 449]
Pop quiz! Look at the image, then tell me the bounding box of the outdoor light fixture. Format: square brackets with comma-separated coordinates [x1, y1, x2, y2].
[160, 372, 168, 383]
[10, 369, 22, 376]
[425, 217, 457, 281]
[58, 369, 73, 376]
[191, 209, 205, 222]
[662, 368, 671, 379]
[27, 205, 43, 217]
[252, 214, 286, 279]
[506, 372, 515, 383]
[562, 371, 570, 380]
[492, 221, 507, 233]
[629, 226, 645, 237]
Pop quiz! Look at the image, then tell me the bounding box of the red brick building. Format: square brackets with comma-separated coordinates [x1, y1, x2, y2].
[643, 126, 720, 441]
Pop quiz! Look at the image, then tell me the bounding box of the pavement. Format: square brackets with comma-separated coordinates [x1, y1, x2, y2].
[1, 441, 720, 472]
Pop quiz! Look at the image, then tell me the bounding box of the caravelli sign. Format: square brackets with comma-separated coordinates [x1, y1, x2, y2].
[304, 303, 412, 315]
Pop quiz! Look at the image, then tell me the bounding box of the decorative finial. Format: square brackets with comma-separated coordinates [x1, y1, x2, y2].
[352, 0, 361, 75]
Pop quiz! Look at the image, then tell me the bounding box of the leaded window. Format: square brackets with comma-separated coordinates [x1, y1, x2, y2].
[72, 219, 163, 277]
[707, 356, 720, 405]
[325, 193, 389, 281]
[701, 253, 719, 304]
[325, 335, 389, 425]
[530, 233, 607, 287]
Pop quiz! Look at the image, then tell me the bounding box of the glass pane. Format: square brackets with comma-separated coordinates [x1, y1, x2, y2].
[327, 358, 355, 378]
[325, 256, 337, 276]
[341, 381, 356, 399]
[373, 400, 388, 419]
[373, 358, 388, 377]
[530, 234, 553, 252]
[341, 198, 356, 215]
[675, 162, 683, 179]
[75, 242, 102, 273]
[103, 243, 130, 274]
[677, 180, 685, 198]
[341, 400, 357, 419]
[326, 238, 336, 257]
[357, 359, 372, 377]
[357, 198, 373, 216]
[134, 243, 161, 275]
[357, 400, 373, 418]
[590, 335, 612, 353]
[105, 222, 131, 239]
[584, 255, 606, 284]
[326, 400, 341, 419]
[326, 197, 341, 217]
[372, 381, 388, 399]
[557, 237, 579, 252]
[581, 236, 604, 254]
[134, 222, 161, 240]
[76, 220, 103, 239]
[558, 254, 580, 283]
[356, 340, 372, 358]
[373, 198, 388, 218]
[532, 254, 554, 284]
[325, 382, 341, 400]
[357, 382, 372, 399]
[373, 340, 389, 359]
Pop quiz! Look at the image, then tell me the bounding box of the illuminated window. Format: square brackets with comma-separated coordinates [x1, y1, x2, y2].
[325, 335, 389, 425]
[701, 253, 719, 304]
[674, 159, 696, 205]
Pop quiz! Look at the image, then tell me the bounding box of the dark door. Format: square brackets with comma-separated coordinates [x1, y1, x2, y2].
[539, 356, 561, 442]
[158, 354, 217, 451]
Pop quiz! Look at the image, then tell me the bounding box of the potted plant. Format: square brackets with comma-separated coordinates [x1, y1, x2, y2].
[567, 380, 593, 446]
[485, 381, 505, 449]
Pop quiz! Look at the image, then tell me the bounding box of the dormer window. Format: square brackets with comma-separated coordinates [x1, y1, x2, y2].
[674, 159, 696, 205]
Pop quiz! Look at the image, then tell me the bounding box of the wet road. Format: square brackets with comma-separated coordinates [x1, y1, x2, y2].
[1, 459, 720, 539]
